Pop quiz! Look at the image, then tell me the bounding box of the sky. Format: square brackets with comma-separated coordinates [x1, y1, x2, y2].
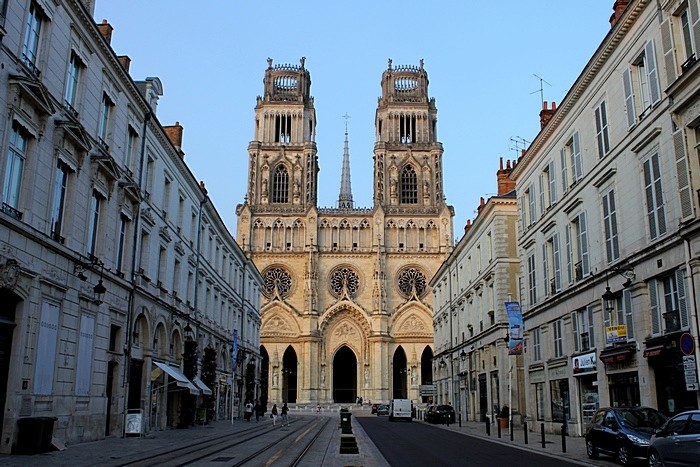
[94, 1, 615, 241]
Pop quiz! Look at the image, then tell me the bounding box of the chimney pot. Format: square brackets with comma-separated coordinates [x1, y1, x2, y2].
[97, 19, 113, 44]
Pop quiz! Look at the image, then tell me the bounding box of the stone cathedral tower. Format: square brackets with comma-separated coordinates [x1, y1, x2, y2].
[236, 58, 454, 405]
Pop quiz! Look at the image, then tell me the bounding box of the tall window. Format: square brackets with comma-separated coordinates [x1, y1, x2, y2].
[75, 314, 95, 396]
[275, 114, 291, 143]
[623, 41, 660, 126]
[602, 188, 620, 263]
[97, 92, 113, 147]
[553, 319, 564, 358]
[87, 191, 102, 257]
[157, 246, 167, 286]
[566, 212, 589, 281]
[116, 213, 129, 274]
[605, 289, 635, 342]
[525, 183, 536, 226]
[400, 165, 418, 204]
[272, 165, 289, 203]
[532, 327, 541, 362]
[678, 8, 696, 67]
[34, 301, 60, 394]
[644, 153, 666, 240]
[50, 160, 69, 242]
[594, 101, 610, 159]
[544, 233, 561, 295]
[573, 307, 595, 352]
[540, 161, 557, 211]
[64, 53, 82, 114]
[21, 2, 43, 73]
[3, 123, 29, 217]
[649, 269, 688, 335]
[562, 132, 583, 187]
[527, 252, 537, 305]
[400, 115, 416, 143]
[125, 126, 137, 172]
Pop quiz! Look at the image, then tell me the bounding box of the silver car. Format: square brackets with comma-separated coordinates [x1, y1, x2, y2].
[648, 409, 700, 467]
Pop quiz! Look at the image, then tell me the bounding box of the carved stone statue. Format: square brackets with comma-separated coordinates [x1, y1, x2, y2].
[273, 370, 279, 387]
[320, 366, 326, 387]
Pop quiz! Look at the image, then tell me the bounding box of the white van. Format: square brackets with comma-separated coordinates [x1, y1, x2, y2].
[389, 399, 413, 421]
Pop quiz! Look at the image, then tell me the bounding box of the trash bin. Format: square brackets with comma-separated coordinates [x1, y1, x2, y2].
[340, 409, 352, 432]
[16, 417, 58, 454]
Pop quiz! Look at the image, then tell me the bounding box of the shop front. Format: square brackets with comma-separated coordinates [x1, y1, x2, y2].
[573, 352, 598, 430]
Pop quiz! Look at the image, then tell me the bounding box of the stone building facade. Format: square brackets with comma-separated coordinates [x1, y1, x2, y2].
[236, 59, 454, 405]
[0, 0, 261, 453]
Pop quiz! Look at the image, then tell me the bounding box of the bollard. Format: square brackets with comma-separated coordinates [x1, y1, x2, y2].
[458, 413, 462, 428]
[524, 421, 528, 445]
[497, 420, 502, 438]
[510, 421, 514, 441]
[446, 413, 450, 427]
[541, 423, 545, 448]
[561, 425, 567, 453]
[486, 419, 491, 436]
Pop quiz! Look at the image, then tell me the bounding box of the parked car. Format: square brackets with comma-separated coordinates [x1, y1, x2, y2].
[376, 404, 389, 416]
[371, 404, 378, 414]
[648, 409, 700, 467]
[585, 406, 667, 465]
[425, 404, 456, 424]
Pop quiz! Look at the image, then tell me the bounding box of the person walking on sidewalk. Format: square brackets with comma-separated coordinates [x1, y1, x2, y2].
[271, 404, 278, 425]
[244, 401, 253, 421]
[281, 403, 289, 426]
[254, 400, 264, 422]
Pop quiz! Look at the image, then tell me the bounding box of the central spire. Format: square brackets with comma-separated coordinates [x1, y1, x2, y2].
[338, 114, 354, 209]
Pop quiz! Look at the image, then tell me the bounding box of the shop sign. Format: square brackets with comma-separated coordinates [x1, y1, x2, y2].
[573, 352, 597, 374]
[605, 325, 627, 345]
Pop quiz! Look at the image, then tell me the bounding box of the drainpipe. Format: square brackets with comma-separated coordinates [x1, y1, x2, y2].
[683, 236, 700, 387]
[192, 183, 209, 331]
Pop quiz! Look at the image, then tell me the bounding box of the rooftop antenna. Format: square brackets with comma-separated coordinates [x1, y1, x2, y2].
[531, 74, 552, 108]
[509, 136, 531, 158]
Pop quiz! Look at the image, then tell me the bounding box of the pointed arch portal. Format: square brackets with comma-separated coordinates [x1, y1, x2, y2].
[333, 346, 357, 403]
[421, 346, 434, 403]
[393, 346, 408, 399]
[282, 346, 297, 403]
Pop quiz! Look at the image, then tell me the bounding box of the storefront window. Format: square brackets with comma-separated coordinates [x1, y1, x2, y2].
[550, 378, 570, 422]
[579, 376, 599, 426]
[608, 372, 640, 407]
[535, 382, 545, 421]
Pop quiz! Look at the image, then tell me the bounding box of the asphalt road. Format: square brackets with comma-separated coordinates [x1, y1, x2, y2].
[357, 416, 583, 467]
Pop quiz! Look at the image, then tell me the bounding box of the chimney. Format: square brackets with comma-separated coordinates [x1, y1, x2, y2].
[497, 157, 516, 195]
[464, 219, 472, 234]
[97, 19, 113, 44]
[609, 1, 629, 27]
[199, 181, 208, 195]
[539, 101, 557, 129]
[163, 122, 185, 158]
[117, 55, 131, 73]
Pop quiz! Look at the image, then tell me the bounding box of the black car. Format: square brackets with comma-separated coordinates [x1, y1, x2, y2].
[425, 404, 456, 424]
[371, 404, 378, 414]
[649, 409, 700, 466]
[376, 404, 390, 416]
[585, 406, 667, 465]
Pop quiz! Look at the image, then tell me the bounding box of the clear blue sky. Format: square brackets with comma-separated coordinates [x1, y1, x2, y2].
[95, 1, 614, 240]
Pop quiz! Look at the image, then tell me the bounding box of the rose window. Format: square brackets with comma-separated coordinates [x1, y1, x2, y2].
[262, 266, 292, 298]
[397, 266, 427, 299]
[329, 266, 360, 298]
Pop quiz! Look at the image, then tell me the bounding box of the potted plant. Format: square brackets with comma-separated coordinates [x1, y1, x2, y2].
[497, 405, 510, 428]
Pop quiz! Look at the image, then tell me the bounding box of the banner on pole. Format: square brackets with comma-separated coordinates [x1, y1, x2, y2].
[505, 301, 524, 355]
[232, 329, 238, 367]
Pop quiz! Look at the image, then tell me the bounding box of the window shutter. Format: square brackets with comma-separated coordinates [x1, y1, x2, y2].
[587, 306, 595, 348]
[674, 128, 694, 219]
[691, 0, 700, 60]
[519, 196, 525, 233]
[76, 314, 95, 396]
[644, 158, 658, 239]
[623, 289, 634, 340]
[595, 106, 604, 159]
[565, 224, 572, 284]
[572, 132, 582, 181]
[560, 148, 568, 194]
[528, 182, 536, 224]
[34, 301, 59, 395]
[542, 243, 549, 297]
[539, 173, 545, 214]
[572, 311, 580, 352]
[622, 69, 636, 128]
[649, 278, 661, 335]
[676, 268, 689, 329]
[548, 160, 557, 204]
[645, 40, 661, 105]
[652, 155, 667, 235]
[660, 19, 677, 84]
[553, 232, 561, 292]
[579, 212, 589, 276]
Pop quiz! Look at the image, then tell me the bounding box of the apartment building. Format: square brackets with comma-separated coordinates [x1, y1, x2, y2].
[511, 0, 700, 436]
[0, 0, 261, 452]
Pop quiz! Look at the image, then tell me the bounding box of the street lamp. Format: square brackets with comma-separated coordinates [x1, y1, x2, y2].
[184, 323, 193, 341]
[460, 350, 467, 361]
[439, 358, 446, 368]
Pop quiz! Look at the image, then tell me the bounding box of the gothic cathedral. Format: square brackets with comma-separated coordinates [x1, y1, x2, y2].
[236, 58, 454, 404]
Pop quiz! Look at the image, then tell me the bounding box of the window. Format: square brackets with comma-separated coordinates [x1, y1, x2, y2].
[162, 177, 171, 218]
[604, 289, 635, 342]
[50, 160, 69, 242]
[553, 319, 564, 358]
[594, 101, 610, 159]
[400, 165, 418, 204]
[649, 269, 689, 335]
[540, 161, 557, 211]
[272, 165, 289, 203]
[34, 301, 59, 395]
[566, 212, 589, 282]
[544, 233, 561, 295]
[644, 153, 666, 239]
[550, 378, 570, 422]
[145, 155, 154, 198]
[139, 230, 150, 275]
[116, 213, 129, 274]
[525, 183, 536, 226]
[573, 307, 595, 352]
[21, 2, 44, 74]
[622, 41, 660, 126]
[75, 314, 95, 396]
[173, 258, 181, 295]
[532, 327, 541, 362]
[87, 190, 102, 257]
[64, 52, 82, 115]
[125, 126, 138, 172]
[535, 382, 545, 421]
[3, 123, 29, 218]
[602, 188, 620, 263]
[527, 252, 537, 305]
[400, 115, 416, 143]
[157, 246, 166, 286]
[563, 132, 583, 188]
[678, 8, 696, 70]
[97, 92, 113, 148]
[275, 114, 291, 143]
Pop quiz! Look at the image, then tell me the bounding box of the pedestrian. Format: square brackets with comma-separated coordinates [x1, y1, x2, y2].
[254, 400, 264, 422]
[271, 403, 278, 425]
[281, 402, 289, 426]
[244, 400, 253, 422]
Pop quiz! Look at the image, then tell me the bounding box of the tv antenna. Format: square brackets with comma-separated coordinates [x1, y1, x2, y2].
[509, 136, 531, 158]
[531, 74, 552, 107]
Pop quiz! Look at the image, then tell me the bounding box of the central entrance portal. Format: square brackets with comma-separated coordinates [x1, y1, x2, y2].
[333, 346, 357, 403]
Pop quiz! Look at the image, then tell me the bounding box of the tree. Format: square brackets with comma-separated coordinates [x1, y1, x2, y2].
[201, 346, 217, 421]
[179, 338, 198, 428]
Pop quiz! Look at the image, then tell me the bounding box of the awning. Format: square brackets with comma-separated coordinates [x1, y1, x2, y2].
[193, 376, 212, 396]
[153, 361, 199, 395]
[599, 346, 635, 364]
[643, 346, 665, 358]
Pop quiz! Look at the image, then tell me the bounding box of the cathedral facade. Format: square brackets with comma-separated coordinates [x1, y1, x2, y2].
[236, 58, 454, 404]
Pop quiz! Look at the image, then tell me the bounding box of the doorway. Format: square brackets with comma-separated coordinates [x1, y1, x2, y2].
[282, 346, 297, 403]
[479, 374, 488, 422]
[0, 290, 18, 434]
[393, 346, 408, 399]
[333, 346, 357, 403]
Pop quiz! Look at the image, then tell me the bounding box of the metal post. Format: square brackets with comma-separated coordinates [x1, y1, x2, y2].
[524, 420, 528, 444]
[497, 420, 502, 438]
[486, 419, 491, 436]
[561, 426, 567, 453]
[510, 421, 514, 441]
[541, 423, 545, 448]
[458, 413, 461, 427]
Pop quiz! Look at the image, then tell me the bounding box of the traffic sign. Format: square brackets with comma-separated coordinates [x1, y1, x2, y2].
[686, 383, 698, 391]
